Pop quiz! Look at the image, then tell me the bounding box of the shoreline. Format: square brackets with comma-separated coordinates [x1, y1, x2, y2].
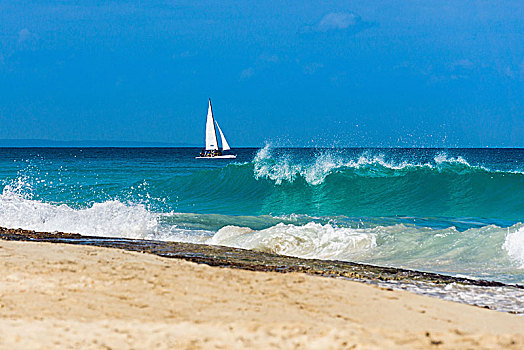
[1, 226, 523, 315]
[1, 237, 524, 349]
[0, 227, 517, 287]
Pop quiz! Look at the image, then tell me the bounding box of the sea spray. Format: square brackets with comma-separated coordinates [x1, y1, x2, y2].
[0, 192, 158, 238]
[504, 227, 524, 268]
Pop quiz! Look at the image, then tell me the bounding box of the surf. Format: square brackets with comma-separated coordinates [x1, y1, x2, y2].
[0, 185, 523, 284]
[0, 146, 523, 284]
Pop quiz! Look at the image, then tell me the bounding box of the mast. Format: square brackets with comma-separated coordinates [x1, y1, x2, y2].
[205, 98, 219, 150]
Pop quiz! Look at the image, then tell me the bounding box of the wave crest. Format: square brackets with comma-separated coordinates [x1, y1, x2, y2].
[252, 145, 510, 186]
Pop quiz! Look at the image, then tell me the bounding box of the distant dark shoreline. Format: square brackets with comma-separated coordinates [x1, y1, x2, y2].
[0, 139, 198, 148]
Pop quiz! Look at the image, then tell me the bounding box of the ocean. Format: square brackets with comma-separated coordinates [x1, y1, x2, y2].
[0, 145, 523, 286]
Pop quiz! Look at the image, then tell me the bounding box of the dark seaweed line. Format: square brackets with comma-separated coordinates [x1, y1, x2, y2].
[0, 226, 522, 290]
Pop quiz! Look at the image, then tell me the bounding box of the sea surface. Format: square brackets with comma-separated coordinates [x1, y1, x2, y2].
[0, 146, 523, 286]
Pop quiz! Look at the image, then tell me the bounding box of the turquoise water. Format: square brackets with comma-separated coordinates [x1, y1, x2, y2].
[0, 146, 523, 284]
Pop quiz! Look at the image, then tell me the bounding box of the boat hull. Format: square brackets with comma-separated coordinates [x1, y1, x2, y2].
[195, 155, 237, 159]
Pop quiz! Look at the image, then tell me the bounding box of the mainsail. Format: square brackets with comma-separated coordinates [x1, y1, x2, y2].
[215, 121, 231, 151]
[205, 99, 219, 150]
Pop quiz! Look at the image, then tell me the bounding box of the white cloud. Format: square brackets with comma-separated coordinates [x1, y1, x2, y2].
[172, 50, 198, 59]
[301, 12, 369, 34]
[316, 12, 360, 32]
[302, 62, 323, 75]
[239, 53, 281, 81]
[259, 53, 279, 63]
[502, 65, 516, 79]
[17, 28, 38, 49]
[239, 67, 254, 80]
[18, 28, 33, 43]
[451, 59, 474, 70]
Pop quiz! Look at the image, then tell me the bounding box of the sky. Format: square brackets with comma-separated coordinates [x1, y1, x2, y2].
[0, 0, 523, 147]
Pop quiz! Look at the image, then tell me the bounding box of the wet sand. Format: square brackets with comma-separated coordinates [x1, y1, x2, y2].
[1, 239, 523, 349]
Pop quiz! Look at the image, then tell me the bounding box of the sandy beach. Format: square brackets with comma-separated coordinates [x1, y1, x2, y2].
[0, 240, 523, 349]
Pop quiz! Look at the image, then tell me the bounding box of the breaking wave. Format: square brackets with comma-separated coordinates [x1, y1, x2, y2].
[208, 222, 378, 259]
[253, 144, 515, 185]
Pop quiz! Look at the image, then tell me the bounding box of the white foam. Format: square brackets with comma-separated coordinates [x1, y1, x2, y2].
[503, 226, 524, 268]
[0, 177, 163, 239]
[433, 152, 471, 166]
[208, 222, 377, 260]
[0, 177, 222, 242]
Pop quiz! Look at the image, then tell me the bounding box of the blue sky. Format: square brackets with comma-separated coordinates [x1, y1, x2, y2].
[0, 1, 522, 147]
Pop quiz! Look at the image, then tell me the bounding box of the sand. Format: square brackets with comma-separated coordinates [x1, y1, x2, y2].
[0, 240, 523, 349]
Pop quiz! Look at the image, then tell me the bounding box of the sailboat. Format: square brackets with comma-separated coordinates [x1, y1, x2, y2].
[195, 99, 237, 159]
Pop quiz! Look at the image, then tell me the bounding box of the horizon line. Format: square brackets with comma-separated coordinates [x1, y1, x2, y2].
[0, 139, 521, 149]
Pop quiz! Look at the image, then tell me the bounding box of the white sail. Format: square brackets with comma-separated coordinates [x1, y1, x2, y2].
[205, 99, 219, 150]
[215, 121, 231, 151]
